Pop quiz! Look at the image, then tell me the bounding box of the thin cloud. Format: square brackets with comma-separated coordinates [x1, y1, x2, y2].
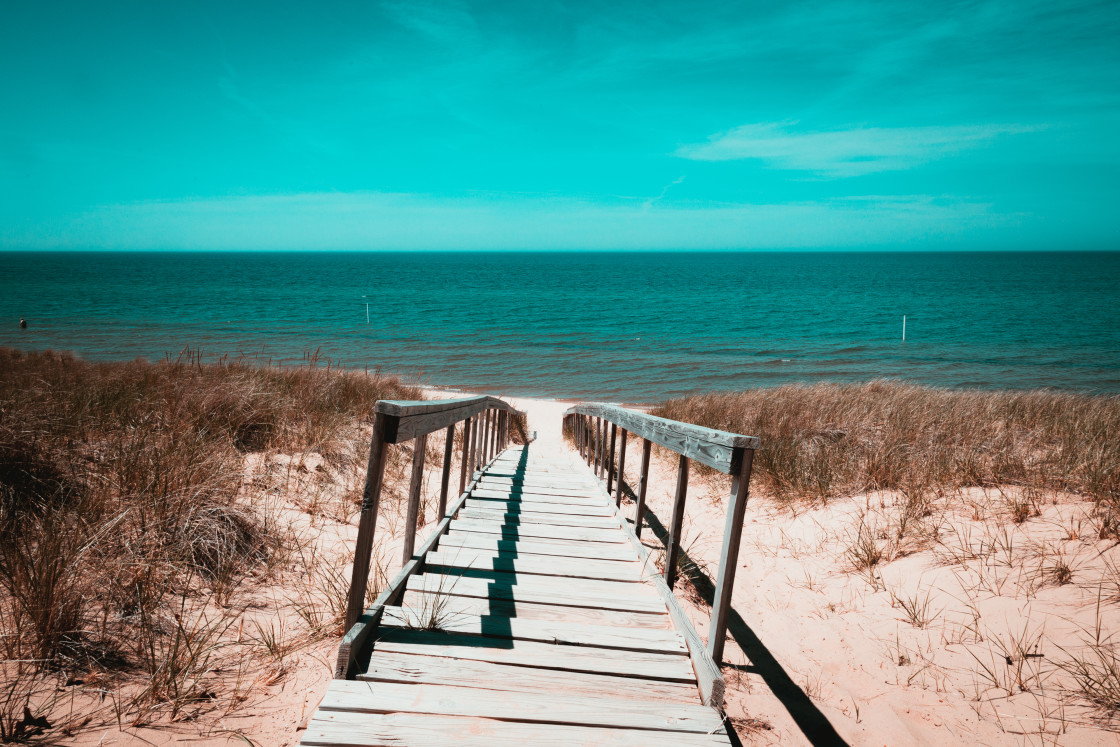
[676, 122, 1040, 177]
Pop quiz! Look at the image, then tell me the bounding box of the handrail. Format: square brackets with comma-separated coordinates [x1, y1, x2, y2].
[563, 403, 759, 674]
[342, 395, 526, 667]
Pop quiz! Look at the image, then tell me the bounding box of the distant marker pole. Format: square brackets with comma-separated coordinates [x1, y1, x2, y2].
[902, 315, 906, 342]
[366, 303, 370, 324]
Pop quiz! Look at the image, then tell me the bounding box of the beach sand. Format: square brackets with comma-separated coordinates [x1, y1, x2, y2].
[70, 391, 1119, 745]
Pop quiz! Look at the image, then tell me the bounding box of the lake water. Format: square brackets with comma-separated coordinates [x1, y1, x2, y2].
[2, 251, 1118, 402]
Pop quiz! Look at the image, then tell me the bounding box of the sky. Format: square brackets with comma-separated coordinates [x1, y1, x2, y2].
[2, 0, 1118, 250]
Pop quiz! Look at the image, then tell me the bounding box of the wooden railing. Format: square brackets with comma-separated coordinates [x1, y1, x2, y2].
[563, 404, 760, 671]
[338, 395, 524, 677]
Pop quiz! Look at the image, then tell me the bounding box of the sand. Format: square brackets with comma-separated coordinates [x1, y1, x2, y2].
[69, 391, 1120, 745]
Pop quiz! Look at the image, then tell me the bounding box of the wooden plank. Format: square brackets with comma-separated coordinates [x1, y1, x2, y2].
[405, 573, 666, 613]
[377, 396, 522, 443]
[373, 629, 694, 681]
[455, 508, 620, 529]
[664, 453, 689, 588]
[437, 424, 454, 519]
[587, 467, 728, 709]
[381, 607, 686, 654]
[438, 532, 638, 562]
[423, 549, 643, 583]
[303, 711, 730, 747]
[401, 433, 427, 563]
[708, 449, 755, 664]
[315, 680, 723, 734]
[466, 492, 613, 513]
[450, 518, 626, 544]
[357, 651, 694, 701]
[398, 590, 671, 629]
[564, 404, 759, 474]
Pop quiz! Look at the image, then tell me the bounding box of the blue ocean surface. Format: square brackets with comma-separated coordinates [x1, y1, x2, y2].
[2, 251, 1118, 402]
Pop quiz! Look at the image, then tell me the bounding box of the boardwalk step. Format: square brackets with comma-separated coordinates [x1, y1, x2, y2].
[304, 711, 730, 746]
[450, 518, 625, 543]
[398, 590, 670, 629]
[405, 573, 667, 613]
[423, 548, 643, 583]
[381, 607, 686, 654]
[437, 533, 639, 561]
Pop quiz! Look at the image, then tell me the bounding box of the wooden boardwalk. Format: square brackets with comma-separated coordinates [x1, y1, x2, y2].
[302, 442, 732, 746]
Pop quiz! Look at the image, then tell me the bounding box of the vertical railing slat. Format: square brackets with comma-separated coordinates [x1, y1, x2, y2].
[635, 438, 652, 538]
[437, 424, 455, 520]
[459, 416, 473, 495]
[708, 449, 755, 664]
[606, 423, 618, 494]
[614, 428, 628, 507]
[344, 413, 390, 630]
[401, 433, 428, 563]
[664, 454, 690, 588]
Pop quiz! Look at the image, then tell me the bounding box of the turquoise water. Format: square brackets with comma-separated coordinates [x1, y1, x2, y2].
[2, 251, 1118, 402]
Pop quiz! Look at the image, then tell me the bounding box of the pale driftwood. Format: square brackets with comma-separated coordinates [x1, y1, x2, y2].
[374, 629, 694, 681]
[357, 651, 692, 701]
[315, 680, 722, 733]
[708, 448, 755, 664]
[564, 403, 758, 474]
[398, 590, 670, 629]
[381, 607, 686, 654]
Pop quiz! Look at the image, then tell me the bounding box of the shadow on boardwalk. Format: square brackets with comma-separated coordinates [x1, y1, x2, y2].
[622, 480, 850, 747]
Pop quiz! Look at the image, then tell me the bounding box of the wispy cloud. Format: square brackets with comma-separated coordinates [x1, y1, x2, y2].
[3, 190, 1021, 251]
[676, 122, 1040, 177]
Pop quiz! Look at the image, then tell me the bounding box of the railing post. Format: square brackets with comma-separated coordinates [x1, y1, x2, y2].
[345, 412, 390, 631]
[469, 415, 479, 472]
[583, 416, 591, 463]
[708, 449, 756, 664]
[459, 416, 473, 495]
[402, 433, 427, 563]
[664, 454, 690, 588]
[597, 418, 606, 478]
[486, 409, 495, 461]
[607, 423, 618, 493]
[614, 429, 627, 507]
[635, 438, 652, 538]
[438, 424, 455, 520]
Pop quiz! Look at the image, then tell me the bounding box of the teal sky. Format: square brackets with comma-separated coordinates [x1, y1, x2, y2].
[2, 0, 1118, 250]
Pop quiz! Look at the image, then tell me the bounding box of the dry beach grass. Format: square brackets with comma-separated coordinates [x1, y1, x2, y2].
[0, 348, 427, 743]
[627, 381, 1120, 743]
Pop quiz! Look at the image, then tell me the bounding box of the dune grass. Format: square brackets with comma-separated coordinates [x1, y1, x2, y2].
[651, 380, 1119, 521]
[0, 347, 419, 739]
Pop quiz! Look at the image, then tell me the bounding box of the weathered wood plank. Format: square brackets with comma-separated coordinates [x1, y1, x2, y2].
[564, 404, 758, 474]
[438, 532, 638, 562]
[466, 492, 614, 513]
[422, 549, 643, 583]
[373, 629, 694, 681]
[377, 396, 522, 443]
[398, 590, 670, 629]
[302, 711, 730, 747]
[456, 508, 620, 529]
[356, 651, 693, 701]
[450, 518, 627, 544]
[381, 607, 686, 654]
[404, 573, 666, 613]
[316, 680, 722, 733]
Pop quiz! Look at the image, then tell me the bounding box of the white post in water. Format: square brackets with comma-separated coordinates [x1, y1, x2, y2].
[366, 303, 370, 324]
[902, 315, 906, 342]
